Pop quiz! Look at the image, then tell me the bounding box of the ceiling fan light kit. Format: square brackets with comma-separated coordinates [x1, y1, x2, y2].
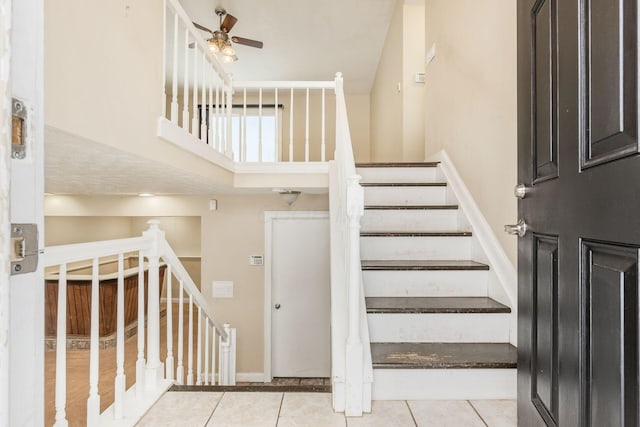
[193, 6, 263, 64]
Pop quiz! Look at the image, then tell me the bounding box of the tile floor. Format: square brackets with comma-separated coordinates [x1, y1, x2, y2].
[136, 392, 517, 427]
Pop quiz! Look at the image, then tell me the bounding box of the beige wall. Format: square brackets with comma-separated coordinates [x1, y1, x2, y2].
[45, 0, 234, 187]
[370, 1, 426, 162]
[424, 0, 517, 265]
[370, 0, 404, 162]
[44, 194, 330, 374]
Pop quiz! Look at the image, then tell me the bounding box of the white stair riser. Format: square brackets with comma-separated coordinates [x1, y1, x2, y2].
[363, 270, 488, 297]
[360, 236, 471, 260]
[367, 313, 510, 343]
[357, 167, 438, 184]
[361, 210, 459, 232]
[372, 369, 516, 400]
[364, 187, 447, 205]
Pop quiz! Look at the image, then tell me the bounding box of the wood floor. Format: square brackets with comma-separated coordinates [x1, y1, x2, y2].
[45, 303, 203, 427]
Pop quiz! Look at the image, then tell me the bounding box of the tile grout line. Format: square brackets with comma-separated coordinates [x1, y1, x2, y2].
[405, 400, 419, 427]
[203, 391, 225, 426]
[274, 391, 285, 426]
[467, 400, 489, 427]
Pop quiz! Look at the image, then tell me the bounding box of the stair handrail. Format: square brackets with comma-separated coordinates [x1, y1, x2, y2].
[43, 220, 235, 427]
[330, 72, 372, 416]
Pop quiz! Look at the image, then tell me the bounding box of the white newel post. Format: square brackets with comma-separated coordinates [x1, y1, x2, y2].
[345, 176, 364, 416]
[218, 323, 236, 385]
[143, 220, 165, 391]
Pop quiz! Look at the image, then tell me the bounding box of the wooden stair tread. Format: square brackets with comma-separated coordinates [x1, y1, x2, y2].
[366, 297, 510, 314]
[371, 343, 517, 369]
[356, 162, 440, 168]
[361, 182, 446, 187]
[361, 260, 489, 271]
[361, 231, 472, 237]
[364, 205, 458, 210]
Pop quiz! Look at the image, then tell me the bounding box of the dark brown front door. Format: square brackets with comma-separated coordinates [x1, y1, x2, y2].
[517, 0, 639, 425]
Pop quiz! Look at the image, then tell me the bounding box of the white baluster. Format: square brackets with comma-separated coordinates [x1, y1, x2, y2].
[274, 88, 279, 161]
[176, 280, 184, 384]
[87, 258, 100, 425]
[305, 87, 310, 162]
[191, 51, 199, 136]
[187, 294, 194, 385]
[136, 252, 145, 399]
[182, 29, 190, 131]
[225, 78, 234, 159]
[208, 69, 214, 145]
[220, 88, 226, 154]
[200, 54, 207, 141]
[321, 88, 326, 162]
[165, 264, 174, 380]
[215, 81, 220, 151]
[161, 2, 167, 118]
[53, 264, 68, 427]
[196, 306, 202, 385]
[170, 13, 179, 123]
[211, 327, 216, 385]
[289, 88, 294, 162]
[114, 253, 125, 419]
[242, 88, 247, 162]
[204, 320, 209, 385]
[258, 88, 263, 162]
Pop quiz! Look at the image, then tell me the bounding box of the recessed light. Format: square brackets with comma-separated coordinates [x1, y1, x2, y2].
[138, 193, 154, 197]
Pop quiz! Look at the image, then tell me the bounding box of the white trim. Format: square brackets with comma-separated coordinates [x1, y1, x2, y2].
[234, 162, 330, 175]
[234, 81, 336, 90]
[429, 150, 518, 345]
[235, 372, 265, 383]
[263, 211, 330, 382]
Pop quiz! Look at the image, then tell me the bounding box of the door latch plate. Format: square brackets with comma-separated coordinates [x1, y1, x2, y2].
[11, 223, 38, 275]
[12, 98, 27, 160]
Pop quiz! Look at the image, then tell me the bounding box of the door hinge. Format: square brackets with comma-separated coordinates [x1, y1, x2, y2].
[11, 223, 39, 275]
[11, 98, 27, 160]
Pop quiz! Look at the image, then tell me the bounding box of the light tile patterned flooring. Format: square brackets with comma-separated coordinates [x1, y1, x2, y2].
[136, 392, 517, 427]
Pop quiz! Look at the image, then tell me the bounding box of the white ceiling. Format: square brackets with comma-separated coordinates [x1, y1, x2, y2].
[179, 0, 398, 94]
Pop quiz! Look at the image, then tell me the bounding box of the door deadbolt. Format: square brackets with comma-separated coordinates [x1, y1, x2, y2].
[514, 184, 528, 199]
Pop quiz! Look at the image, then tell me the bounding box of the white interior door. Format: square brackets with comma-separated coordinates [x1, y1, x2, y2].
[269, 212, 330, 378]
[2, 0, 45, 425]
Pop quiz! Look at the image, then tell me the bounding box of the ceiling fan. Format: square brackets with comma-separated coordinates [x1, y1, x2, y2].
[193, 6, 263, 63]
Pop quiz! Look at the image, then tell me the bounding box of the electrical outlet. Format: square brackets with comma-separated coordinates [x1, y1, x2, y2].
[415, 72, 426, 84]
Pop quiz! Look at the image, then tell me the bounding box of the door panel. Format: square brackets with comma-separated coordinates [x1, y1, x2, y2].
[518, 0, 640, 426]
[581, 0, 638, 167]
[583, 241, 639, 427]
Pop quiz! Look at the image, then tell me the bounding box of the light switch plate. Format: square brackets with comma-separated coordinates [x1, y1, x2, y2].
[213, 281, 233, 298]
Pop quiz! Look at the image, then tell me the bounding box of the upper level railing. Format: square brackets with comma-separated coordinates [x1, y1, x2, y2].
[44, 221, 236, 427]
[160, 0, 337, 167]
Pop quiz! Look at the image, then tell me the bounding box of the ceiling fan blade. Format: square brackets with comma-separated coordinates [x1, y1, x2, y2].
[192, 21, 214, 34]
[221, 14, 238, 33]
[231, 36, 263, 49]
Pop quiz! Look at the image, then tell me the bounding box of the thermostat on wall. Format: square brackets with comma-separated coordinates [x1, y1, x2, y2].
[249, 255, 264, 266]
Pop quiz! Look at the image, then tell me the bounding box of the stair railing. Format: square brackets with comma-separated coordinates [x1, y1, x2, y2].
[44, 220, 235, 427]
[329, 73, 372, 416]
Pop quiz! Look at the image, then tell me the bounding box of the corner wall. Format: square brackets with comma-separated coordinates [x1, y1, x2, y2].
[423, 0, 517, 265]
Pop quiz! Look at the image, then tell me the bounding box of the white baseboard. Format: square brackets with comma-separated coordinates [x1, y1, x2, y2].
[428, 150, 518, 345]
[236, 372, 266, 383]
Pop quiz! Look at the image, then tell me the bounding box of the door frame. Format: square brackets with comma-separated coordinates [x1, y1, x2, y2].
[263, 210, 329, 382]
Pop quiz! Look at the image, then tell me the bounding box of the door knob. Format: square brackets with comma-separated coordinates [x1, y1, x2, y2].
[505, 219, 528, 237]
[274, 303, 281, 310]
[514, 184, 528, 199]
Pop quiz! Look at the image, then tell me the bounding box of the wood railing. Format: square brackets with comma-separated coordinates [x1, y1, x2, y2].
[44, 221, 236, 427]
[328, 74, 372, 416]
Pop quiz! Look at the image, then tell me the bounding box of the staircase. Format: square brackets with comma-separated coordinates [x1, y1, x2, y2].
[356, 162, 517, 400]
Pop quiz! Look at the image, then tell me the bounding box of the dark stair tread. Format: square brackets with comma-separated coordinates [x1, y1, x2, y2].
[356, 162, 440, 168]
[361, 260, 489, 271]
[366, 297, 510, 314]
[372, 343, 517, 369]
[361, 231, 472, 237]
[361, 182, 446, 187]
[364, 205, 458, 210]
